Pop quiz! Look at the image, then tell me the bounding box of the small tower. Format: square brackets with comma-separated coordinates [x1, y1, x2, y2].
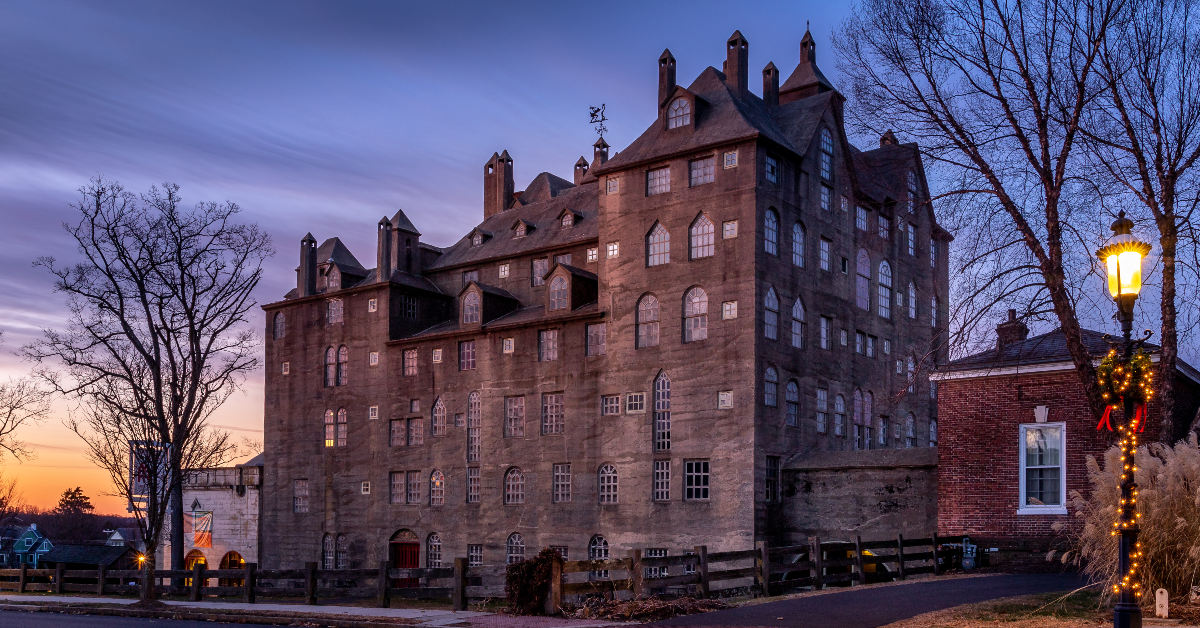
[762, 62, 779, 107]
[298, 233, 317, 297]
[592, 137, 609, 168]
[376, 217, 392, 283]
[726, 31, 749, 96]
[390, 209, 422, 275]
[483, 151, 514, 220]
[779, 29, 837, 104]
[574, 157, 589, 185]
[879, 130, 899, 147]
[658, 49, 676, 110]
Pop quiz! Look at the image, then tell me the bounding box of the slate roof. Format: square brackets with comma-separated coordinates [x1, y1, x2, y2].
[945, 328, 1149, 371]
[316, 237, 366, 272]
[390, 209, 420, 235]
[410, 302, 601, 339]
[780, 32, 836, 95]
[42, 544, 135, 567]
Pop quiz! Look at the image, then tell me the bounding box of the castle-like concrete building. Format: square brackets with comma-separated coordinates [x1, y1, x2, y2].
[261, 30, 951, 572]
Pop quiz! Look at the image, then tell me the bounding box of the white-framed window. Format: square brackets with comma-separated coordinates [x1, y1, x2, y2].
[867, 335, 876, 357]
[432, 399, 446, 435]
[653, 461, 671, 501]
[647, 223, 670, 266]
[370, 351, 379, 366]
[588, 535, 610, 579]
[792, 223, 805, 267]
[667, 98, 691, 128]
[598, 464, 618, 503]
[532, 258, 548, 286]
[282, 362, 290, 375]
[427, 533, 442, 567]
[606, 177, 619, 195]
[820, 185, 831, 210]
[626, 392, 646, 413]
[406, 470, 420, 503]
[764, 209, 779, 254]
[498, 263, 509, 279]
[549, 276, 568, 310]
[471, 233, 482, 246]
[764, 287, 779, 340]
[785, 381, 799, 426]
[718, 391, 733, 409]
[505, 396, 525, 437]
[601, 395, 621, 415]
[468, 544, 483, 566]
[561, 212, 575, 228]
[430, 470, 445, 505]
[538, 329, 558, 361]
[690, 214, 715, 259]
[506, 533, 525, 564]
[553, 463, 572, 503]
[816, 388, 828, 433]
[647, 167, 671, 195]
[362, 481, 371, 495]
[402, 349, 417, 376]
[1018, 423, 1066, 514]
[272, 312, 285, 340]
[541, 392, 564, 435]
[908, 283, 917, 319]
[765, 155, 780, 184]
[327, 299, 344, 324]
[467, 466, 480, 502]
[410, 399, 420, 413]
[834, 395, 846, 436]
[369, 405, 379, 420]
[368, 298, 377, 313]
[722, 220, 738, 239]
[502, 337, 514, 354]
[791, 299, 806, 349]
[690, 156, 715, 186]
[654, 373, 671, 451]
[884, 339, 892, 355]
[462, 292, 480, 324]
[724, 150, 738, 169]
[293, 479, 309, 513]
[587, 247, 598, 263]
[819, 239, 831, 271]
[607, 241, 619, 258]
[637, 295, 661, 348]
[722, 301, 738, 319]
[855, 330, 865, 354]
[431, 348, 442, 363]
[820, 128, 833, 179]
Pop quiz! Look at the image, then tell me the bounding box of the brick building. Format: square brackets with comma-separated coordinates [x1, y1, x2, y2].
[933, 312, 1200, 558]
[261, 29, 950, 571]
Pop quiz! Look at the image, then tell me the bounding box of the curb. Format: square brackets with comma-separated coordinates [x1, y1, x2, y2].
[0, 603, 439, 627]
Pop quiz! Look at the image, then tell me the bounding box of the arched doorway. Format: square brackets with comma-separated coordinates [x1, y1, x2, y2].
[219, 551, 245, 587]
[184, 550, 207, 587]
[389, 529, 419, 588]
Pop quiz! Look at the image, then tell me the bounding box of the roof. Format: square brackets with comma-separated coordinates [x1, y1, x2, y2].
[42, 544, 135, 566]
[518, 172, 575, 204]
[390, 209, 420, 235]
[238, 452, 264, 467]
[551, 263, 598, 282]
[316, 237, 366, 272]
[409, 302, 601, 340]
[458, 281, 519, 300]
[780, 31, 836, 95]
[941, 328, 1190, 375]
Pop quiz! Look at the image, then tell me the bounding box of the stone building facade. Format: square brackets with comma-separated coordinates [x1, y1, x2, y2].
[160, 455, 263, 573]
[262, 29, 951, 571]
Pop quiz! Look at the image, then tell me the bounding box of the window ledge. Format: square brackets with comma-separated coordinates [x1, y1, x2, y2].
[1016, 506, 1067, 516]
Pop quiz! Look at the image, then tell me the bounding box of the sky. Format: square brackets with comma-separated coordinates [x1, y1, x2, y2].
[0, 1, 856, 514]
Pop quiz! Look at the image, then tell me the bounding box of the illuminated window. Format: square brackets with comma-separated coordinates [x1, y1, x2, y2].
[430, 471, 445, 506]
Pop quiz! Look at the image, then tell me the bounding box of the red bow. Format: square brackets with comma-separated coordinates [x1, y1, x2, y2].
[1097, 402, 1147, 432]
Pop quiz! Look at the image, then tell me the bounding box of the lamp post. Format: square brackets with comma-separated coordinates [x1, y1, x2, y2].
[1096, 210, 1151, 628]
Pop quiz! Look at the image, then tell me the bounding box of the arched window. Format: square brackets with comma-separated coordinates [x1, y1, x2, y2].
[654, 372, 671, 451]
[785, 381, 799, 426]
[764, 287, 779, 340]
[430, 470, 445, 506]
[549, 277, 568, 310]
[929, 419, 938, 446]
[467, 392, 481, 462]
[690, 214, 715, 259]
[907, 357, 916, 392]
[792, 223, 805, 267]
[463, 292, 480, 323]
[337, 345, 348, 386]
[820, 128, 834, 179]
[432, 398, 446, 436]
[764, 367, 778, 407]
[322, 534, 334, 570]
[834, 395, 846, 436]
[588, 535, 610, 579]
[504, 468, 525, 504]
[637, 295, 660, 348]
[905, 414, 916, 448]
[335, 534, 348, 569]
[908, 283, 917, 319]
[853, 389, 864, 425]
[855, 250, 870, 310]
[598, 464, 618, 503]
[667, 98, 691, 128]
[273, 312, 285, 340]
[647, 223, 670, 266]
[764, 209, 779, 255]
[427, 533, 442, 568]
[791, 299, 806, 349]
[336, 408, 347, 447]
[506, 533, 525, 564]
[324, 347, 336, 387]
[324, 410, 335, 447]
[684, 287, 708, 342]
[864, 392, 874, 426]
[932, 296, 939, 328]
[878, 261, 892, 319]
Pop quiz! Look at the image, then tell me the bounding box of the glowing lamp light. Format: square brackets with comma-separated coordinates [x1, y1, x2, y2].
[1095, 212, 1150, 301]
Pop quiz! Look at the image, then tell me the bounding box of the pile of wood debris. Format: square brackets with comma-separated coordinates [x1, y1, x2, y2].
[561, 595, 730, 621]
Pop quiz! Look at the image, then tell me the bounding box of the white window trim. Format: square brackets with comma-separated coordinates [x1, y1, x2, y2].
[1017, 421, 1068, 516]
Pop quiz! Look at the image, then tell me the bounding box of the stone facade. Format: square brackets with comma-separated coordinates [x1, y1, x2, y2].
[161, 457, 262, 572]
[261, 29, 950, 571]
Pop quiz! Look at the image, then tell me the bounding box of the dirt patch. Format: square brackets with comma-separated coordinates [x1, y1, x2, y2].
[561, 596, 729, 622]
[878, 590, 1107, 628]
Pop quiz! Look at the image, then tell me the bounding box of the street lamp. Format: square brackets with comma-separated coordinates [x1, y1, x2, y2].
[1096, 210, 1151, 628]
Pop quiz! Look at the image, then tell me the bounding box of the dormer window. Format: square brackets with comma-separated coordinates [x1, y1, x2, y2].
[561, 214, 573, 228]
[516, 223, 526, 237]
[472, 233, 482, 246]
[667, 98, 691, 129]
[549, 277, 568, 310]
[462, 292, 480, 324]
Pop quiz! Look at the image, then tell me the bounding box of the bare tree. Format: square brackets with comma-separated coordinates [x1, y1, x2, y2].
[1079, 0, 1200, 438]
[0, 331, 51, 461]
[0, 469, 24, 529]
[837, 0, 1121, 418]
[23, 177, 272, 601]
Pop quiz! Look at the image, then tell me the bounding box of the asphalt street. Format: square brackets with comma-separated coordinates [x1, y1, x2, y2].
[652, 572, 1091, 628]
[0, 610, 243, 627]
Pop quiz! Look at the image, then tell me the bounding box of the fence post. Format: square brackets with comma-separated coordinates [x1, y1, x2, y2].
[97, 564, 106, 596]
[695, 545, 710, 599]
[854, 536, 865, 586]
[896, 535, 906, 581]
[304, 562, 317, 605]
[376, 560, 390, 608]
[18, 563, 27, 593]
[629, 549, 644, 598]
[810, 537, 823, 591]
[545, 553, 562, 615]
[453, 558, 468, 611]
[53, 563, 64, 594]
[243, 562, 256, 603]
[190, 563, 202, 601]
[931, 532, 941, 576]
[755, 541, 771, 597]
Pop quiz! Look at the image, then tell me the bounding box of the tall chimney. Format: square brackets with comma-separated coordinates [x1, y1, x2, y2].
[726, 30, 749, 96]
[376, 217, 392, 283]
[996, 309, 1029, 351]
[483, 151, 514, 219]
[762, 62, 779, 107]
[574, 157, 589, 185]
[658, 49, 676, 110]
[299, 233, 317, 297]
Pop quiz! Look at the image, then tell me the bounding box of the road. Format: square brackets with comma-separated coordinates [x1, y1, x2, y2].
[653, 572, 1090, 628]
[0, 610, 243, 627]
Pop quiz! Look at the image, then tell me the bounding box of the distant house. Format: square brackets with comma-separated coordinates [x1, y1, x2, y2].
[41, 544, 141, 571]
[2, 524, 53, 568]
[106, 527, 145, 553]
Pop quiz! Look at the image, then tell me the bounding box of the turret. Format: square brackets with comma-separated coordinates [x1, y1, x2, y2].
[298, 233, 317, 297]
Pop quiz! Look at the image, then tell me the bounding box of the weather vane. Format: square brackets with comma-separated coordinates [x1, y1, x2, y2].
[589, 104, 608, 138]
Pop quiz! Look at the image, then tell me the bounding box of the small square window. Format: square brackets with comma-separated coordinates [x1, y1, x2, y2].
[369, 351, 379, 366]
[723, 151, 738, 169]
[281, 362, 290, 375]
[718, 391, 733, 409]
[368, 298, 378, 312]
[432, 349, 442, 363]
[606, 178, 619, 194]
[410, 399, 420, 413]
[587, 248, 598, 263]
[722, 301, 738, 320]
[369, 406, 379, 420]
[601, 395, 621, 415]
[607, 242, 620, 258]
[626, 392, 646, 413]
[361, 481, 371, 495]
[723, 221, 738, 239]
[498, 263, 510, 279]
[503, 338, 515, 354]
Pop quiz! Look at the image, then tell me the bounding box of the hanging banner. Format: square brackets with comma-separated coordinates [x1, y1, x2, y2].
[128, 440, 170, 507]
[185, 511, 213, 548]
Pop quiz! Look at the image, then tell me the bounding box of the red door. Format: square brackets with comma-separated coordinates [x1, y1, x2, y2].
[391, 542, 420, 588]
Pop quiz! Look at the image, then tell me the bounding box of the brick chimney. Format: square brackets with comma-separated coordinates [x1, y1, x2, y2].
[376, 217, 392, 283]
[880, 130, 899, 147]
[298, 233, 317, 297]
[659, 49, 676, 110]
[996, 309, 1029, 351]
[574, 157, 589, 184]
[726, 31, 749, 96]
[762, 62, 779, 107]
[484, 151, 514, 219]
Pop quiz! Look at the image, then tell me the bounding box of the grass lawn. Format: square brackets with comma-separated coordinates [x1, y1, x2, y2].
[879, 589, 1109, 627]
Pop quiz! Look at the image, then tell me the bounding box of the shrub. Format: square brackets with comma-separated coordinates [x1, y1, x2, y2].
[1057, 434, 1200, 603]
[504, 547, 559, 615]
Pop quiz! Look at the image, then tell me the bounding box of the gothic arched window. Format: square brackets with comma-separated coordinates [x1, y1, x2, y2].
[324, 347, 336, 387]
[505, 468, 525, 504]
[430, 470, 445, 506]
[647, 223, 670, 266]
[764, 287, 779, 340]
[336, 345, 348, 386]
[764, 209, 779, 255]
[690, 214, 714, 259]
[684, 287, 708, 342]
[791, 299, 806, 349]
[878, 261, 893, 319]
[273, 312, 285, 340]
[637, 295, 660, 348]
[462, 292, 480, 323]
[598, 464, 618, 504]
[549, 277, 568, 311]
[764, 367, 778, 407]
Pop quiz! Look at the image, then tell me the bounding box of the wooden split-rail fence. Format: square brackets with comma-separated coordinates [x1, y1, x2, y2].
[0, 533, 965, 612]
